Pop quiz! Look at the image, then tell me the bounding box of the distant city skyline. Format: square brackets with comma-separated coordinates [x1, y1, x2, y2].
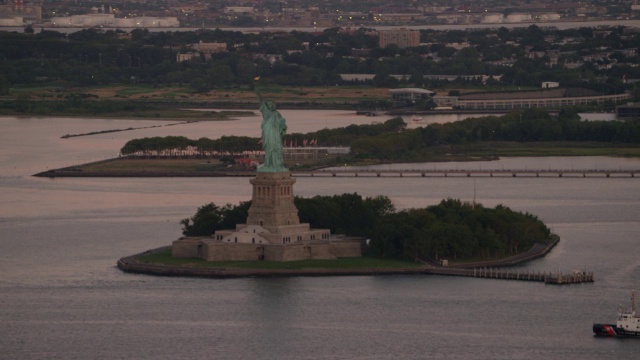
[0, 0, 637, 28]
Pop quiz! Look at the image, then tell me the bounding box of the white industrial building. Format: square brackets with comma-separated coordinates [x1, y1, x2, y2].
[481, 13, 503, 24]
[389, 88, 435, 102]
[505, 13, 532, 23]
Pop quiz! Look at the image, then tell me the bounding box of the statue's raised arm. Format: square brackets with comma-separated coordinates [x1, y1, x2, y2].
[254, 80, 287, 173]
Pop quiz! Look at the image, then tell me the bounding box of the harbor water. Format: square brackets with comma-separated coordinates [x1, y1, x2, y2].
[1, 113, 639, 359]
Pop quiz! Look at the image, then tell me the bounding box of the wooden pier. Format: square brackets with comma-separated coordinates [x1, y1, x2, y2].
[424, 267, 594, 285]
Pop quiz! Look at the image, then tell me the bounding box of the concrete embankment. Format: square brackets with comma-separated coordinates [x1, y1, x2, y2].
[117, 247, 431, 278]
[116, 236, 569, 281]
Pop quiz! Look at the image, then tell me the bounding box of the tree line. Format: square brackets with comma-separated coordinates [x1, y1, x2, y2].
[351, 109, 640, 160]
[1, 25, 638, 94]
[180, 194, 553, 262]
[120, 110, 640, 160]
[350, 109, 640, 160]
[119, 118, 406, 155]
[120, 135, 261, 155]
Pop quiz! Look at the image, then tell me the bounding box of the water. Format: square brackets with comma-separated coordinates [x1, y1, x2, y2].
[1, 114, 640, 359]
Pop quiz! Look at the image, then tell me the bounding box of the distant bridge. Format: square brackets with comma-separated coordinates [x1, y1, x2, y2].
[293, 169, 639, 178]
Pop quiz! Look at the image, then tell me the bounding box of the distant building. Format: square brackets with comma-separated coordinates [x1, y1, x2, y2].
[379, 28, 420, 48]
[535, 13, 561, 21]
[446, 42, 471, 50]
[616, 103, 640, 120]
[191, 42, 227, 54]
[481, 13, 503, 23]
[339, 74, 376, 82]
[0, 15, 22, 26]
[177, 53, 198, 62]
[223, 6, 257, 18]
[456, 88, 630, 110]
[49, 14, 179, 27]
[433, 95, 459, 108]
[542, 81, 560, 89]
[389, 88, 435, 103]
[0, 4, 41, 21]
[505, 13, 531, 23]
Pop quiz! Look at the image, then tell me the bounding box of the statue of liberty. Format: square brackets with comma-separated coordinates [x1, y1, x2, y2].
[255, 79, 288, 172]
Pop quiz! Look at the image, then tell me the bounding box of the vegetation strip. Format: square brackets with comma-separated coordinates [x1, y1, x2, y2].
[32, 110, 640, 178]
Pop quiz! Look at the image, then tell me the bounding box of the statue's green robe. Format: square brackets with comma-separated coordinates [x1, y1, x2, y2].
[258, 100, 287, 172]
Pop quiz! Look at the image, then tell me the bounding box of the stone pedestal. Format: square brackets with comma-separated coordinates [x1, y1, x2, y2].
[172, 170, 363, 261]
[246, 172, 300, 231]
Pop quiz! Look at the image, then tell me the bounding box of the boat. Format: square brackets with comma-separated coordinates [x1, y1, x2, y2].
[593, 290, 640, 338]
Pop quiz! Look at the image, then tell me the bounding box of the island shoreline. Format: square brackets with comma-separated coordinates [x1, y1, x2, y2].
[116, 236, 559, 279]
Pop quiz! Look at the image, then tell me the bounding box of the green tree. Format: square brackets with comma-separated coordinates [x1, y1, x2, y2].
[0, 75, 10, 96]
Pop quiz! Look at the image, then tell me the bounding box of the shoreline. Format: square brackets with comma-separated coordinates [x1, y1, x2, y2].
[116, 236, 559, 279]
[33, 155, 640, 179]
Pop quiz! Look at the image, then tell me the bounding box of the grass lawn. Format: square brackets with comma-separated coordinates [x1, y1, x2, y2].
[73, 155, 342, 174]
[138, 248, 423, 270]
[80, 158, 226, 173]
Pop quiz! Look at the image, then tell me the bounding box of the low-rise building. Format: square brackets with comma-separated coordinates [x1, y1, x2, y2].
[616, 103, 640, 120]
[191, 42, 227, 54]
[379, 28, 420, 48]
[177, 52, 198, 62]
[389, 88, 435, 103]
[0, 4, 41, 20]
[49, 14, 179, 27]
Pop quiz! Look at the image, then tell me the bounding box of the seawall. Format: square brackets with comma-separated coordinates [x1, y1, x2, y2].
[117, 236, 561, 280]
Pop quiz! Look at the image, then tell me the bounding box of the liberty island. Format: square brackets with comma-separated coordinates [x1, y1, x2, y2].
[114, 91, 589, 278]
[169, 88, 363, 262]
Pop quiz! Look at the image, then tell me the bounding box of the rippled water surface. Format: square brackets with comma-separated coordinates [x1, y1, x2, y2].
[1, 115, 639, 359]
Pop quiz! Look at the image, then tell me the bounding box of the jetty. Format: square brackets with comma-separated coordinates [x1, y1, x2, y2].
[424, 267, 594, 284]
[416, 237, 594, 285]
